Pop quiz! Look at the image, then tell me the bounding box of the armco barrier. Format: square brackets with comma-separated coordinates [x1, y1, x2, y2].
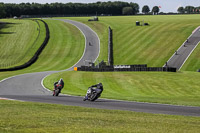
[0, 19, 49, 72]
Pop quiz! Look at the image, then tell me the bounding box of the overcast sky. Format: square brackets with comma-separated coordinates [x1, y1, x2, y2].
[1, 0, 200, 13]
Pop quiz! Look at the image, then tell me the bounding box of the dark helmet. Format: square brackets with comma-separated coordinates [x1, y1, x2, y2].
[58, 78, 62, 83]
[98, 83, 102, 86]
[58, 78, 64, 86]
[97, 83, 102, 89]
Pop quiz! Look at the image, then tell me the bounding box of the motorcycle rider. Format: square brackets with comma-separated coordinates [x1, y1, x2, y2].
[53, 78, 64, 96]
[84, 83, 103, 101]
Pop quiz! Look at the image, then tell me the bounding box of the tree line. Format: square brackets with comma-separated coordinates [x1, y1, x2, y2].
[177, 6, 200, 14]
[142, 5, 160, 15]
[0, 2, 139, 18]
[1, 2, 200, 18]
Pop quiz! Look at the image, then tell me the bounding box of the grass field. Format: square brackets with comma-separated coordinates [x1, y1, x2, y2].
[0, 100, 199, 133]
[0, 19, 44, 68]
[63, 15, 200, 70]
[44, 71, 200, 106]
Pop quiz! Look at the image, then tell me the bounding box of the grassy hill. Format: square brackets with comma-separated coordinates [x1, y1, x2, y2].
[1, 16, 200, 132]
[64, 15, 200, 70]
[0, 19, 84, 80]
[1, 16, 200, 106]
[43, 15, 200, 106]
[0, 19, 44, 68]
[23, 19, 84, 72]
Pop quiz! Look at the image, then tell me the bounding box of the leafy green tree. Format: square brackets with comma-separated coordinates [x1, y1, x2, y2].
[152, 6, 159, 15]
[130, 2, 139, 14]
[0, 3, 6, 18]
[177, 7, 185, 14]
[122, 7, 133, 15]
[1, 1, 141, 17]
[185, 6, 194, 14]
[142, 5, 150, 14]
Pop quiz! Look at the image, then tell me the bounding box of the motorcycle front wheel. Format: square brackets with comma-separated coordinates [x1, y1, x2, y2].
[90, 93, 98, 101]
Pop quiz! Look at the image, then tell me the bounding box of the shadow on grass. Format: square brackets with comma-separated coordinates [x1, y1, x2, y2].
[0, 22, 20, 36]
[0, 31, 15, 34]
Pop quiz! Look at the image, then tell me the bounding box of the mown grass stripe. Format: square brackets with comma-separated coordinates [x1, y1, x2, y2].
[123, 23, 169, 65]
[0, 19, 42, 68]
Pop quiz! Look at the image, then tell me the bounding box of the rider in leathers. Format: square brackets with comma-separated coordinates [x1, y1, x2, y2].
[53, 78, 64, 96]
[84, 83, 103, 100]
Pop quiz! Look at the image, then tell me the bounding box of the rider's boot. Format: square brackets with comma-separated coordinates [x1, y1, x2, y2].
[53, 89, 55, 96]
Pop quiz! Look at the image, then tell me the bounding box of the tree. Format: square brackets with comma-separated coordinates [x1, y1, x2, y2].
[1, 1, 141, 17]
[177, 7, 185, 14]
[0, 3, 6, 18]
[185, 6, 194, 14]
[130, 2, 139, 14]
[142, 5, 150, 14]
[122, 7, 133, 15]
[152, 6, 159, 15]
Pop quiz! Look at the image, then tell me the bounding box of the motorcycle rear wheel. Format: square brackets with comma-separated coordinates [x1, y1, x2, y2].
[55, 89, 60, 96]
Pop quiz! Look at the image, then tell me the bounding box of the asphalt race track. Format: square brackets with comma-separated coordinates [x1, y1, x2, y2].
[0, 19, 200, 117]
[164, 26, 200, 70]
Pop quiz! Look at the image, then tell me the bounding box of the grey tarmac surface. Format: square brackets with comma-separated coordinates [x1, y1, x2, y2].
[1, 95, 200, 117]
[0, 19, 200, 117]
[164, 27, 200, 70]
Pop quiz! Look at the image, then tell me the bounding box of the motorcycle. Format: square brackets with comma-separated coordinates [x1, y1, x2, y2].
[83, 87, 103, 101]
[53, 79, 64, 96]
[54, 85, 62, 96]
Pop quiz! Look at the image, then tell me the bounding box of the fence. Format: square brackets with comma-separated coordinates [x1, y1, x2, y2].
[77, 65, 177, 72]
[108, 27, 114, 66]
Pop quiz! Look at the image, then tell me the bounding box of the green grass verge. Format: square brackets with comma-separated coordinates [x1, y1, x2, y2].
[0, 19, 45, 68]
[0, 100, 199, 132]
[44, 71, 200, 106]
[181, 41, 200, 71]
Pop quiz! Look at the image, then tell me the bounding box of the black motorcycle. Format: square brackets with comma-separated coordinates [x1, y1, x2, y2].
[83, 87, 103, 101]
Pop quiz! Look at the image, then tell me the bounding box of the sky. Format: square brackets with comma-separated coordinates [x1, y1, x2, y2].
[1, 0, 200, 13]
